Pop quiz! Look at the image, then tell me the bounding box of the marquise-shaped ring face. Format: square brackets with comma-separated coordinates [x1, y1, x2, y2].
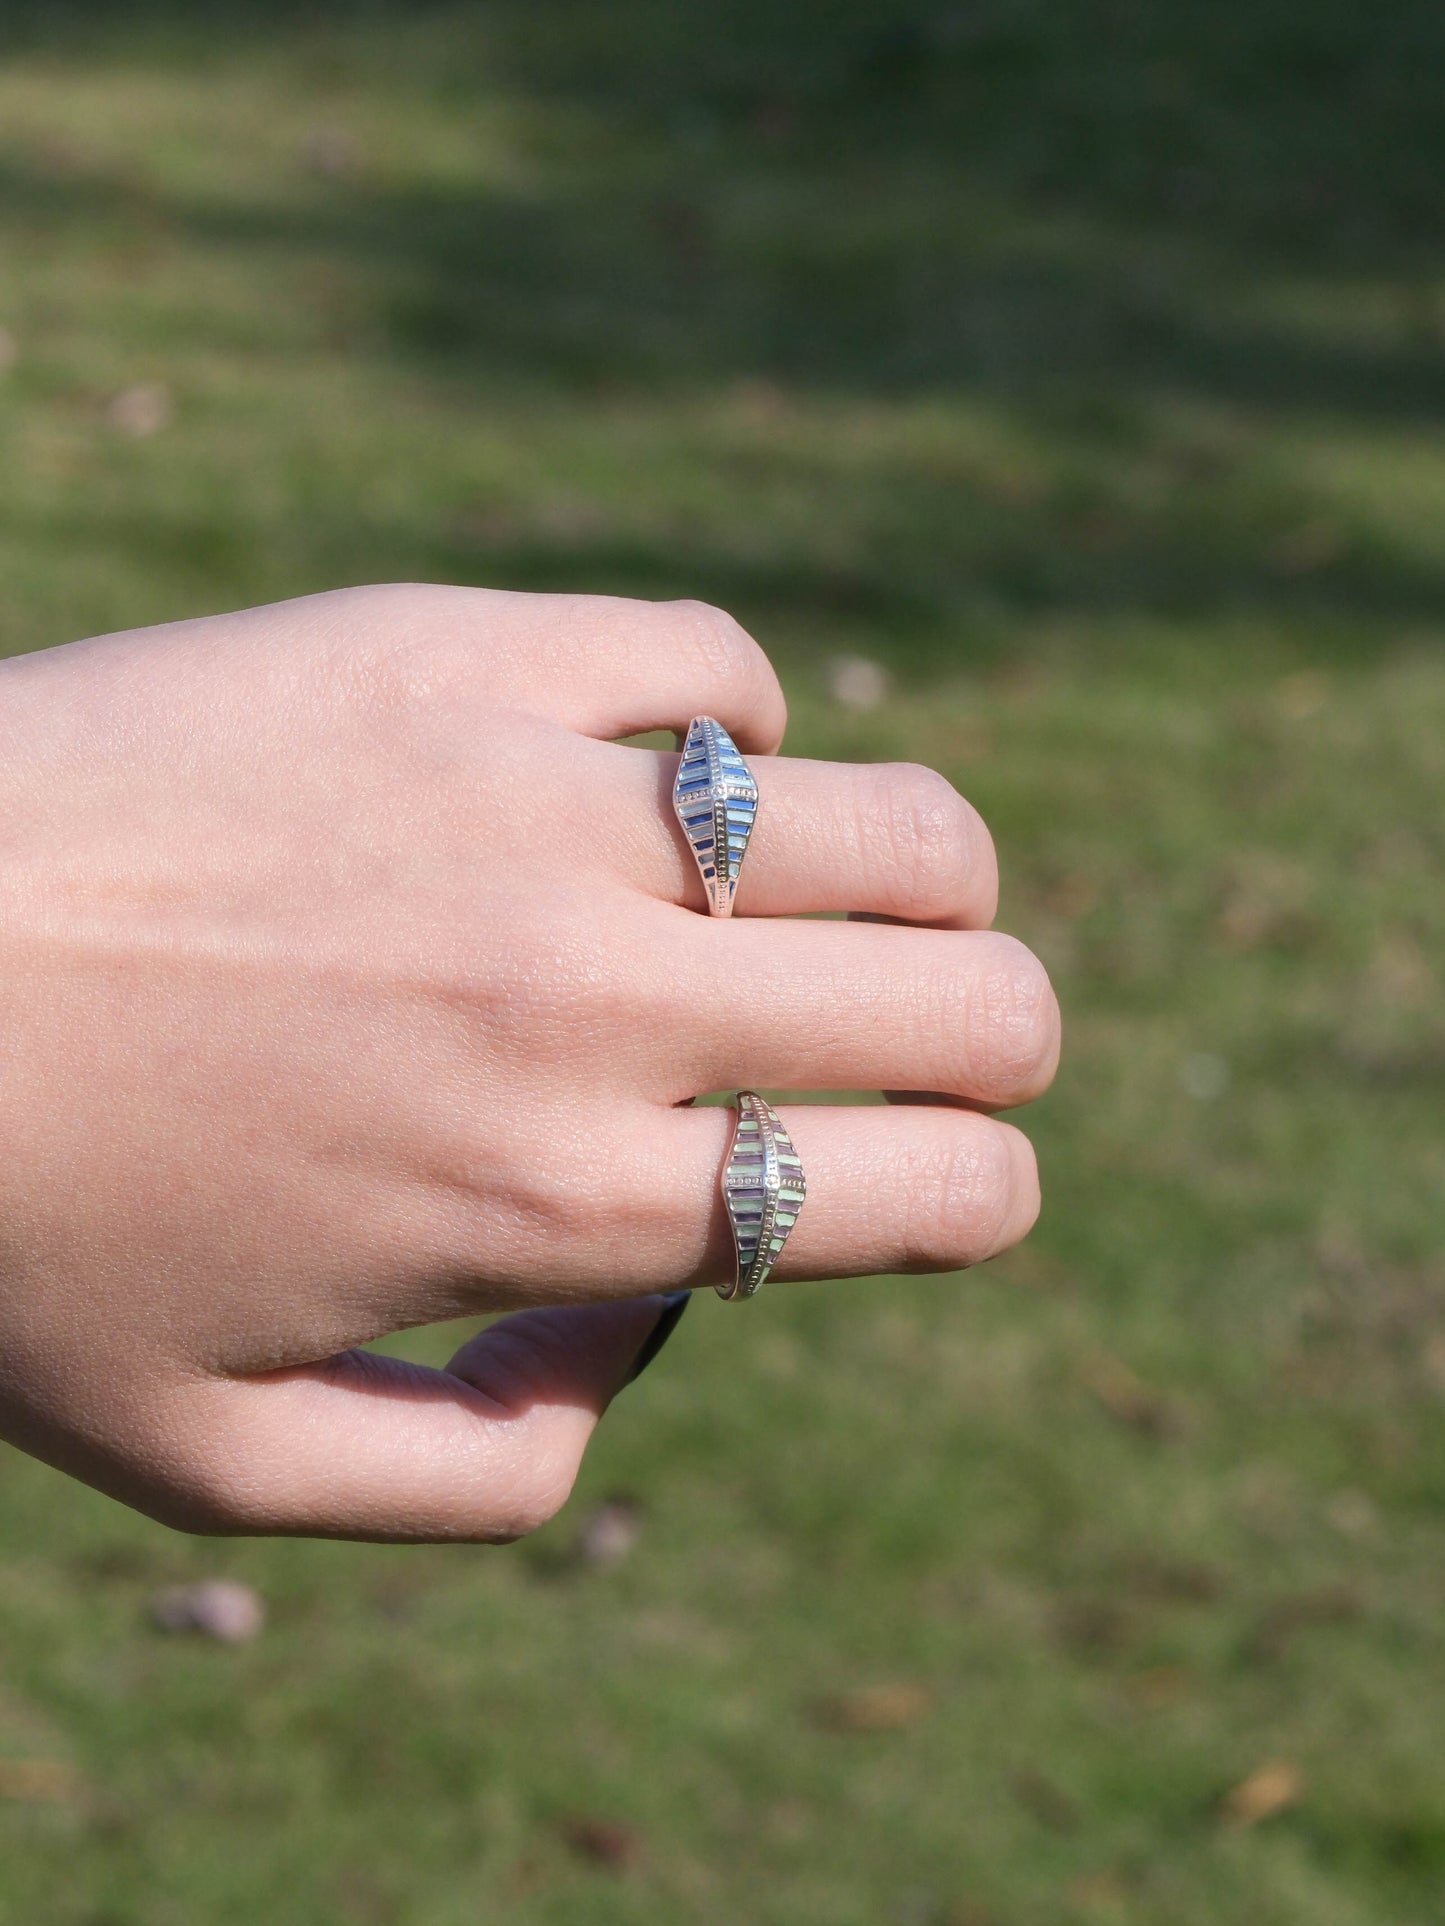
[718, 1093, 806, 1300]
[672, 716, 759, 917]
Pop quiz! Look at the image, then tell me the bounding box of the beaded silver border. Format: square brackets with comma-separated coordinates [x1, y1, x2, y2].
[672, 715, 760, 917]
[718, 1092, 806, 1301]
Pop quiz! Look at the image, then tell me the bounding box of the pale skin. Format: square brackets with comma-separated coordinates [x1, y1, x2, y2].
[0, 584, 1060, 1541]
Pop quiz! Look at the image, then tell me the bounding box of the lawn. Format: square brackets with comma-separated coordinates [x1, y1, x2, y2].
[0, 4, 1441, 1921]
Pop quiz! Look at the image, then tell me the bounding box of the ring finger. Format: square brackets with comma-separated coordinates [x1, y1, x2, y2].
[655, 1102, 1040, 1287]
[603, 744, 999, 929]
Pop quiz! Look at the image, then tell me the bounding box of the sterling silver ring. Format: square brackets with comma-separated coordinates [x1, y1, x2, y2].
[673, 716, 759, 917]
[718, 1093, 806, 1301]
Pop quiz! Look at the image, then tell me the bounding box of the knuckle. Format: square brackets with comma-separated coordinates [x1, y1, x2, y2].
[357, 579, 440, 612]
[336, 580, 458, 642]
[453, 1154, 668, 1294]
[134, 1458, 269, 1537]
[360, 581, 484, 626]
[315, 585, 457, 712]
[666, 599, 784, 726]
[498, 1162, 600, 1248]
[132, 1399, 314, 1537]
[669, 597, 753, 669]
[133, 1487, 223, 1535]
[444, 1122, 626, 1269]
[872, 764, 983, 915]
[318, 583, 513, 718]
[963, 934, 1060, 1100]
[900, 1125, 1018, 1270]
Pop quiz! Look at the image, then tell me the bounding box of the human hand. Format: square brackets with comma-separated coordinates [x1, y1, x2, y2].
[0, 585, 1058, 1539]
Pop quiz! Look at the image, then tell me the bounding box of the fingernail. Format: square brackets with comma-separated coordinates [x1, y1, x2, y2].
[624, 1291, 692, 1386]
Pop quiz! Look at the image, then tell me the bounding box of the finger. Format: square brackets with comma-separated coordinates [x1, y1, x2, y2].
[527, 595, 787, 750]
[340, 585, 787, 753]
[685, 920, 1061, 1109]
[222, 585, 786, 751]
[665, 1102, 1040, 1286]
[609, 748, 999, 926]
[172, 1296, 686, 1542]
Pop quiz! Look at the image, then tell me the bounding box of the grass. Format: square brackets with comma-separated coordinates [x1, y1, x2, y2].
[0, 4, 1442, 1921]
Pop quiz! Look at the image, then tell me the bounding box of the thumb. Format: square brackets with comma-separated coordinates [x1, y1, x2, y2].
[190, 1293, 692, 1541]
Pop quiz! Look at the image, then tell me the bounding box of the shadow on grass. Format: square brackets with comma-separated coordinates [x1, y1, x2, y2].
[2, 0, 1442, 673]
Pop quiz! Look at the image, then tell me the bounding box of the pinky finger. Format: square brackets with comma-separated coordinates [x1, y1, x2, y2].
[671, 1101, 1041, 1287]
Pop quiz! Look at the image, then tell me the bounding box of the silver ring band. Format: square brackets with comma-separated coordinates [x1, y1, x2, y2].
[673, 716, 759, 917]
[718, 1093, 806, 1301]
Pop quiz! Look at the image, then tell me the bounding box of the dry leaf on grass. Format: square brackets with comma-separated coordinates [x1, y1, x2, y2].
[817, 1682, 933, 1732]
[1055, 1596, 1134, 1657]
[1011, 1766, 1080, 1832]
[1080, 1350, 1182, 1439]
[1068, 1868, 1129, 1907]
[1038, 872, 1100, 922]
[0, 1759, 83, 1803]
[1120, 1665, 1193, 1711]
[558, 1814, 642, 1871]
[1219, 1760, 1304, 1827]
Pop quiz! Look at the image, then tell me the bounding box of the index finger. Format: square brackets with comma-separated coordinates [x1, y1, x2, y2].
[394, 586, 789, 753]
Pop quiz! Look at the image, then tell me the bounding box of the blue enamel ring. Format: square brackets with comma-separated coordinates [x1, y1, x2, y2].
[718, 1093, 806, 1301]
[672, 716, 759, 917]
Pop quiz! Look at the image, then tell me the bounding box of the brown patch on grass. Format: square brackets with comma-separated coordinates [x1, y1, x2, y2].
[1219, 1760, 1305, 1828]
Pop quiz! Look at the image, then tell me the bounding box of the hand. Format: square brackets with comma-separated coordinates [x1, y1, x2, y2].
[0, 585, 1059, 1539]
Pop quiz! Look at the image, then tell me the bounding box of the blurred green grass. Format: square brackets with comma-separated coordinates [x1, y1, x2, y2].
[0, 4, 1442, 1922]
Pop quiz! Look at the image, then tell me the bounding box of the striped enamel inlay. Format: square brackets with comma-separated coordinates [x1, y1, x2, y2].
[718, 1092, 805, 1300]
[672, 715, 759, 917]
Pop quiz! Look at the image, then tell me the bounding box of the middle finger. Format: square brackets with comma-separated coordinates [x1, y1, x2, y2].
[680, 917, 1060, 1109]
